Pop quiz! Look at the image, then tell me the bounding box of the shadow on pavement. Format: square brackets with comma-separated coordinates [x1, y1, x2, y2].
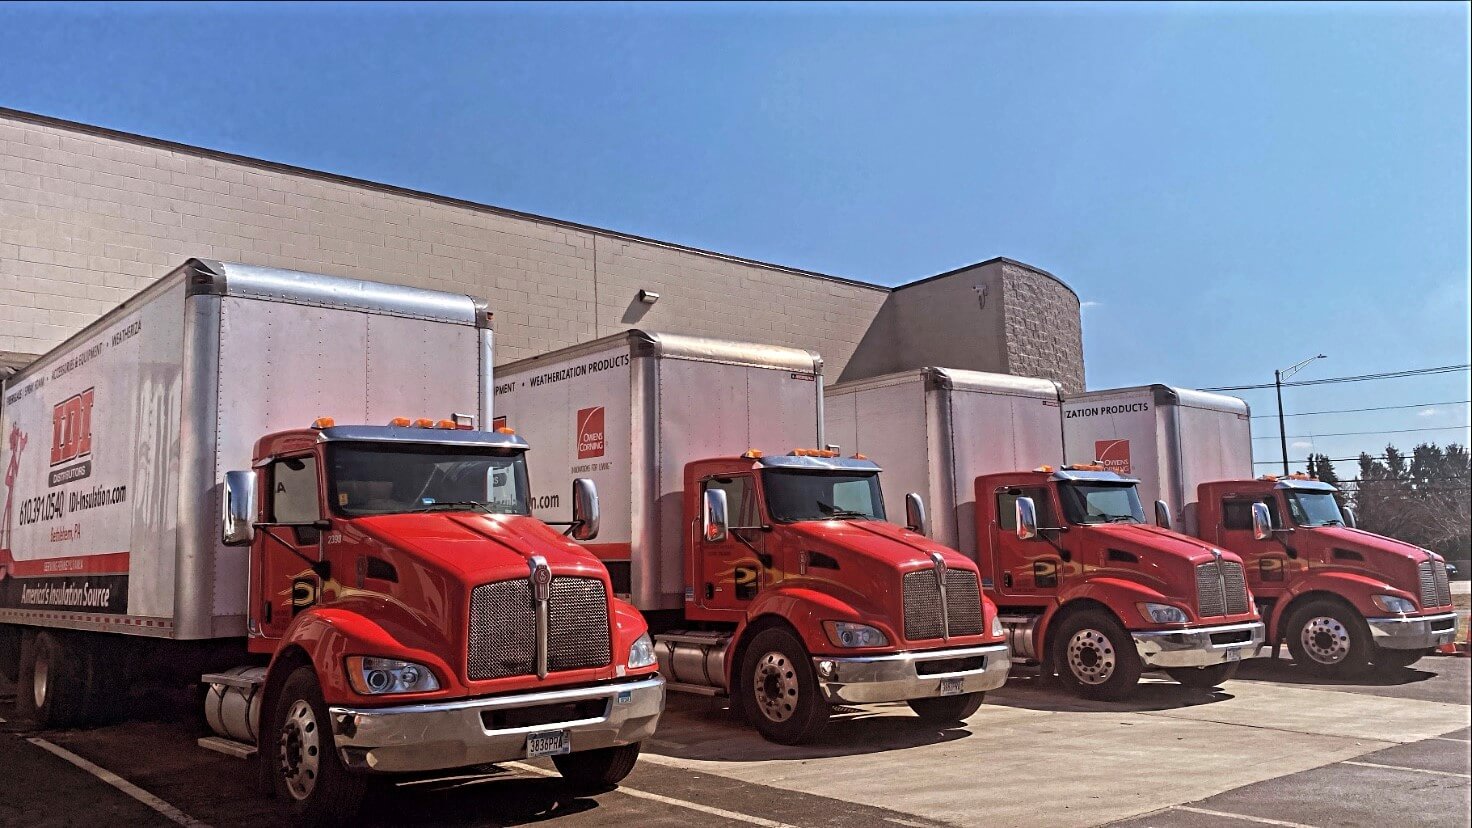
[646, 693, 973, 761]
[985, 672, 1235, 714]
[374, 772, 602, 827]
[1233, 655, 1441, 687]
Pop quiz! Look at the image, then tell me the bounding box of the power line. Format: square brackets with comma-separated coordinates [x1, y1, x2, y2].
[1204, 364, 1469, 392]
[1249, 400, 1471, 419]
[1253, 424, 1472, 440]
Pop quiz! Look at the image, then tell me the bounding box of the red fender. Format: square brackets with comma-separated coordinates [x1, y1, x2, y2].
[271, 607, 460, 706]
[726, 586, 891, 689]
[1036, 577, 1193, 659]
[1268, 569, 1410, 641]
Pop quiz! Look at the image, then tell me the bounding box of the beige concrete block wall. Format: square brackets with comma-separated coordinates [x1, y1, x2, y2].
[0, 109, 1084, 391]
[0, 110, 887, 377]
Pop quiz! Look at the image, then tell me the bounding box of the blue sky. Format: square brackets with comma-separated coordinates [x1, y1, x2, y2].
[1, 1, 1468, 474]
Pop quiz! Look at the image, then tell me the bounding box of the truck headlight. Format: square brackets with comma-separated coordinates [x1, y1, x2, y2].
[627, 632, 657, 669]
[1138, 603, 1189, 624]
[824, 621, 889, 648]
[345, 656, 440, 695]
[1371, 594, 1416, 614]
[991, 615, 1005, 638]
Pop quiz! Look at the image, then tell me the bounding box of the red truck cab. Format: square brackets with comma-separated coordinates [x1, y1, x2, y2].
[976, 466, 1265, 700]
[1196, 475, 1457, 676]
[222, 420, 663, 821]
[661, 449, 1011, 744]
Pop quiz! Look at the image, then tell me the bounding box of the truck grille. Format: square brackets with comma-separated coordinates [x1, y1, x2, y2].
[1418, 561, 1452, 608]
[903, 569, 985, 640]
[1197, 560, 1249, 617]
[468, 576, 611, 681]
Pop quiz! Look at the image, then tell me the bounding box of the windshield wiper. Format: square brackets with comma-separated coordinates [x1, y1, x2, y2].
[816, 501, 871, 520]
[1105, 515, 1141, 524]
[408, 500, 494, 515]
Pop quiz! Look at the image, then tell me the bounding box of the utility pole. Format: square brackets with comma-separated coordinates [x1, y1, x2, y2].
[1276, 354, 1327, 475]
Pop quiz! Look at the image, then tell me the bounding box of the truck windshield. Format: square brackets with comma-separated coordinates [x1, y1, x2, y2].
[1059, 483, 1145, 525]
[1286, 490, 1345, 527]
[327, 443, 531, 517]
[762, 470, 886, 522]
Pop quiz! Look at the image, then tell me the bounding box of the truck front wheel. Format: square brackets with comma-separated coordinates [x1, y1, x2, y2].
[552, 743, 641, 791]
[907, 693, 985, 723]
[1052, 610, 1143, 701]
[739, 627, 830, 745]
[1165, 662, 1239, 689]
[1284, 599, 1371, 678]
[269, 666, 369, 825]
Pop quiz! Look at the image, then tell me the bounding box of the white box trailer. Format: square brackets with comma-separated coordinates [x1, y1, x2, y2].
[824, 367, 1065, 556]
[0, 259, 490, 640]
[492, 330, 824, 610]
[1061, 385, 1253, 536]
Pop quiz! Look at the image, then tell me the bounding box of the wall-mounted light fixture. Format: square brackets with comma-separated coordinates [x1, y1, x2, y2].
[637, 289, 660, 305]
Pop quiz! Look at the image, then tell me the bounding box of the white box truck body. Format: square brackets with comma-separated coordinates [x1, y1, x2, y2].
[1, 259, 489, 640]
[1061, 385, 1253, 536]
[824, 367, 1065, 555]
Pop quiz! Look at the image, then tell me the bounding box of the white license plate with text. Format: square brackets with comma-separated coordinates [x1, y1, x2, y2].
[939, 677, 966, 696]
[526, 730, 571, 757]
[1226, 648, 1242, 662]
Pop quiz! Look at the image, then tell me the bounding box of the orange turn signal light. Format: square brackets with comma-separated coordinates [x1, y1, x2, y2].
[389, 417, 412, 427]
[435, 419, 457, 429]
[414, 418, 434, 428]
[1034, 465, 1055, 473]
[312, 417, 335, 429]
[496, 426, 516, 436]
[742, 448, 765, 459]
[851, 453, 867, 460]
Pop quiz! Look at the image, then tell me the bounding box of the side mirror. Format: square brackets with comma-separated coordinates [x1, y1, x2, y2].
[570, 478, 600, 541]
[703, 488, 729, 543]
[222, 470, 258, 546]
[1251, 502, 1273, 541]
[1155, 500, 1173, 531]
[1341, 506, 1357, 529]
[904, 492, 929, 537]
[1016, 496, 1039, 541]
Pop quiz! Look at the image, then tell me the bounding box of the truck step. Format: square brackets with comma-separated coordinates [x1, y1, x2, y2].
[664, 681, 728, 697]
[197, 736, 257, 759]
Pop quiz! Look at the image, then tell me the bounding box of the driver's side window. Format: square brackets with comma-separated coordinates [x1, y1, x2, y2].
[1223, 497, 1279, 530]
[271, 456, 319, 524]
[997, 487, 1055, 530]
[707, 476, 760, 530]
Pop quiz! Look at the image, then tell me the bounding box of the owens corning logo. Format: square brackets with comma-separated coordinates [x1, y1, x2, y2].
[49, 388, 95, 487]
[577, 406, 605, 459]
[1095, 439, 1132, 475]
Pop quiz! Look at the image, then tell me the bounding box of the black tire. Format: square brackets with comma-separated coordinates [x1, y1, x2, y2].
[552, 743, 641, 791]
[738, 627, 830, 745]
[1372, 646, 1428, 672]
[268, 666, 369, 825]
[907, 692, 985, 723]
[17, 630, 87, 728]
[1051, 610, 1143, 701]
[1284, 599, 1372, 678]
[1165, 662, 1240, 689]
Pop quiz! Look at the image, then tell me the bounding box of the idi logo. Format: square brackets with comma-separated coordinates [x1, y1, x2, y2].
[577, 406, 606, 460]
[51, 388, 95, 467]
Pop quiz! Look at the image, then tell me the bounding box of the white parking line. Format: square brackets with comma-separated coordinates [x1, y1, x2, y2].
[1170, 805, 1320, 827]
[1430, 736, 1471, 743]
[27, 738, 210, 828]
[505, 761, 803, 828]
[1342, 760, 1471, 779]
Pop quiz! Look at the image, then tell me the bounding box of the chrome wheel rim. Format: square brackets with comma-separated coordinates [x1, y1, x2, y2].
[1301, 616, 1351, 665]
[33, 647, 49, 710]
[753, 651, 799, 723]
[1066, 628, 1116, 685]
[278, 699, 321, 801]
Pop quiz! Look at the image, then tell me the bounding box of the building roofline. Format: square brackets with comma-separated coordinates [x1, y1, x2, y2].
[1, 106, 887, 292]
[894, 256, 1079, 301]
[1, 107, 1074, 300]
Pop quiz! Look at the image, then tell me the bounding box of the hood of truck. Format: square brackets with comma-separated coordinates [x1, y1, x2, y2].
[1083, 523, 1243, 566]
[351, 512, 607, 584]
[782, 519, 977, 572]
[1296, 526, 1447, 604]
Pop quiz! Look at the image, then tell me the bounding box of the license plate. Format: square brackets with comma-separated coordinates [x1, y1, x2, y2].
[526, 730, 570, 758]
[1226, 648, 1242, 662]
[939, 677, 965, 696]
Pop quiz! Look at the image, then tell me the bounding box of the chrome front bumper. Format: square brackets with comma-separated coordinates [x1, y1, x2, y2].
[1367, 612, 1458, 650]
[328, 675, 665, 773]
[1133, 621, 1265, 669]
[813, 643, 1011, 705]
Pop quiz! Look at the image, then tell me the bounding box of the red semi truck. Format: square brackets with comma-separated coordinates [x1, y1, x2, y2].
[0, 261, 664, 823]
[825, 368, 1265, 700]
[1062, 384, 1458, 676]
[494, 331, 1011, 744]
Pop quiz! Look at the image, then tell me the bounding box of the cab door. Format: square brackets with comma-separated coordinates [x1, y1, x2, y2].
[696, 473, 767, 617]
[990, 485, 1064, 600]
[1219, 496, 1289, 600]
[253, 454, 325, 640]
